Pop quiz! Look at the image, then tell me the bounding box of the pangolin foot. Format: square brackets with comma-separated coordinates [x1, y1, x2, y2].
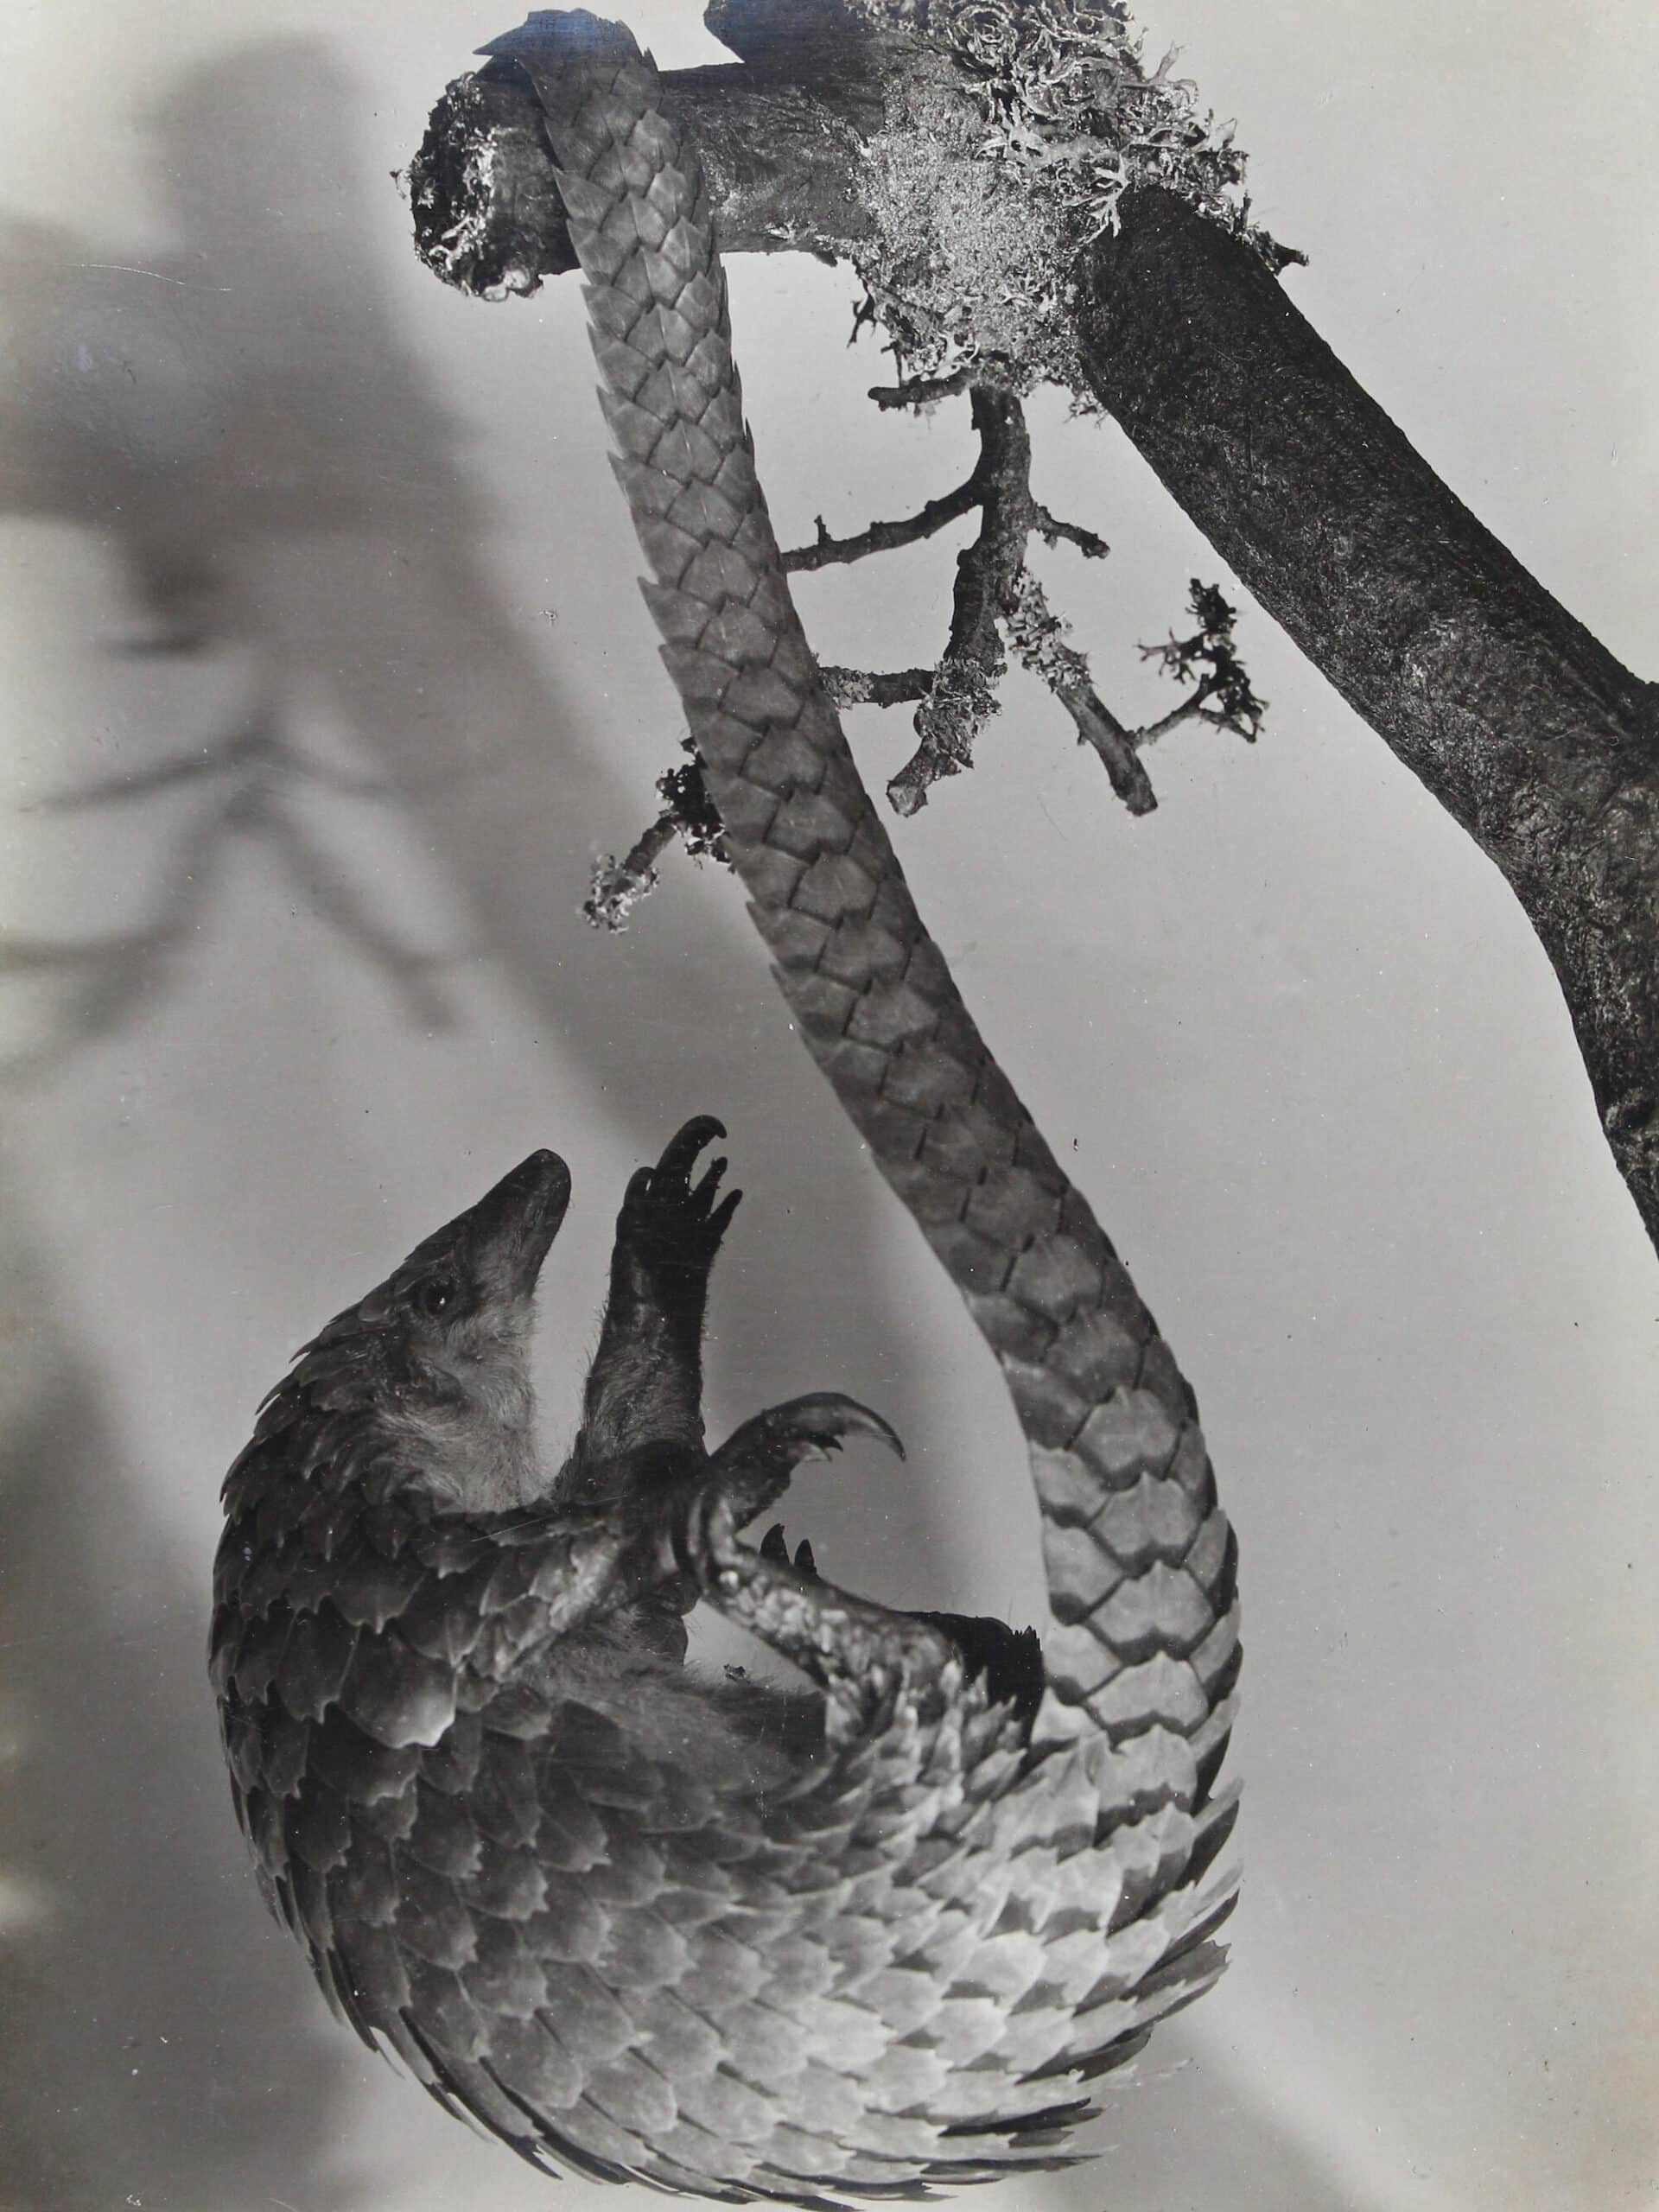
[655, 1395, 900, 1597]
[616, 1115, 741, 1281]
[655, 1484, 737, 1593]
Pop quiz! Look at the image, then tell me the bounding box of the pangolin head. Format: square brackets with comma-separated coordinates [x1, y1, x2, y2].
[256, 1148, 574, 1513]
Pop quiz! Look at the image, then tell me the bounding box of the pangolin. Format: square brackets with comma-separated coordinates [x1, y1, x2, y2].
[211, 13, 1241, 2202]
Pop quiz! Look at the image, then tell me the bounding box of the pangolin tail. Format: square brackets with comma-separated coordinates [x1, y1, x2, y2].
[508, 3, 1241, 2063]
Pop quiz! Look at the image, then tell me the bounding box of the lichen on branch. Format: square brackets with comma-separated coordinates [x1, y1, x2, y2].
[454, 3, 1271, 919]
[591, 372, 1262, 912]
[844, 0, 1300, 391]
[1140, 582, 1265, 742]
[804, 380, 1260, 817]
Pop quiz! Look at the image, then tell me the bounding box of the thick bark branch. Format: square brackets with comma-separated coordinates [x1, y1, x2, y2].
[1077, 190, 1659, 1243]
[409, 48, 879, 296]
[410, 18, 1659, 1249]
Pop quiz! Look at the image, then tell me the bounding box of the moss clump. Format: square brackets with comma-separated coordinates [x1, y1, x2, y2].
[857, 67, 1079, 388]
[845, 0, 1297, 393]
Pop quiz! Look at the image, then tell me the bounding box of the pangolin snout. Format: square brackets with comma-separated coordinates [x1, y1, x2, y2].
[462, 1147, 572, 1299]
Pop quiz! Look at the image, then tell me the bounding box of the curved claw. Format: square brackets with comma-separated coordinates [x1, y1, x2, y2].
[760, 1523, 819, 1580]
[620, 1118, 727, 1217]
[615, 1115, 742, 1286]
[766, 1392, 906, 1464]
[656, 1115, 726, 1183]
[706, 1391, 905, 1536]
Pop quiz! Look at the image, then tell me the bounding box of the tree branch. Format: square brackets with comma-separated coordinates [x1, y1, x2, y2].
[408, 40, 882, 296]
[1033, 506, 1109, 560]
[1077, 188, 1659, 1243]
[868, 368, 976, 412]
[822, 666, 933, 706]
[409, 4, 1659, 1249]
[785, 485, 978, 572]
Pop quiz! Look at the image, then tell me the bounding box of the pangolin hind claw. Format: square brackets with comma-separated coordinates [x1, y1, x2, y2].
[760, 1522, 819, 1579]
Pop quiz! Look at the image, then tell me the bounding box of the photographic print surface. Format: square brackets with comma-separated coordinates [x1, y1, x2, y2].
[1, 4, 1656, 2209]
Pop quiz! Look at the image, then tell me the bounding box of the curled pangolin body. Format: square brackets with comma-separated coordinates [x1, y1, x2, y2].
[211, 15, 1241, 2204]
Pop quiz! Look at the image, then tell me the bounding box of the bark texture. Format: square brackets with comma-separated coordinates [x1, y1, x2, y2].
[409, 45, 878, 293]
[1077, 191, 1659, 1246]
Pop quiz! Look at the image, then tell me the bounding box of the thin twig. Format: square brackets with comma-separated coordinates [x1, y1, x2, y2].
[1135, 696, 1208, 747]
[785, 484, 979, 572]
[823, 667, 934, 708]
[1033, 505, 1110, 559]
[1051, 681, 1158, 814]
[585, 808, 681, 932]
[618, 386, 1261, 860]
[868, 366, 975, 412]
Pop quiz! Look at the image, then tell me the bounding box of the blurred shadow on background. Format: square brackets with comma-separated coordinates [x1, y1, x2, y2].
[0, 46, 934, 1501]
[0, 1170, 360, 2212]
[0, 32, 958, 2200]
[0, 37, 921, 1447]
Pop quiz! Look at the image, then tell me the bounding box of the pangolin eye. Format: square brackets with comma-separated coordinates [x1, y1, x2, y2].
[413, 1276, 458, 1319]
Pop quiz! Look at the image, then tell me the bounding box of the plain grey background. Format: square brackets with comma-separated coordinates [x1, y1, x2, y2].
[2, 3, 1656, 2208]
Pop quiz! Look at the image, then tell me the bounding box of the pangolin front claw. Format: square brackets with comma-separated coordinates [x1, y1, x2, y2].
[744, 1392, 906, 1466]
[696, 1393, 903, 1541]
[616, 1116, 742, 1280]
[707, 1392, 905, 1535]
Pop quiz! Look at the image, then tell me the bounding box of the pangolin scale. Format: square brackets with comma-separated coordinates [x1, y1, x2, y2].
[211, 13, 1241, 2202]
